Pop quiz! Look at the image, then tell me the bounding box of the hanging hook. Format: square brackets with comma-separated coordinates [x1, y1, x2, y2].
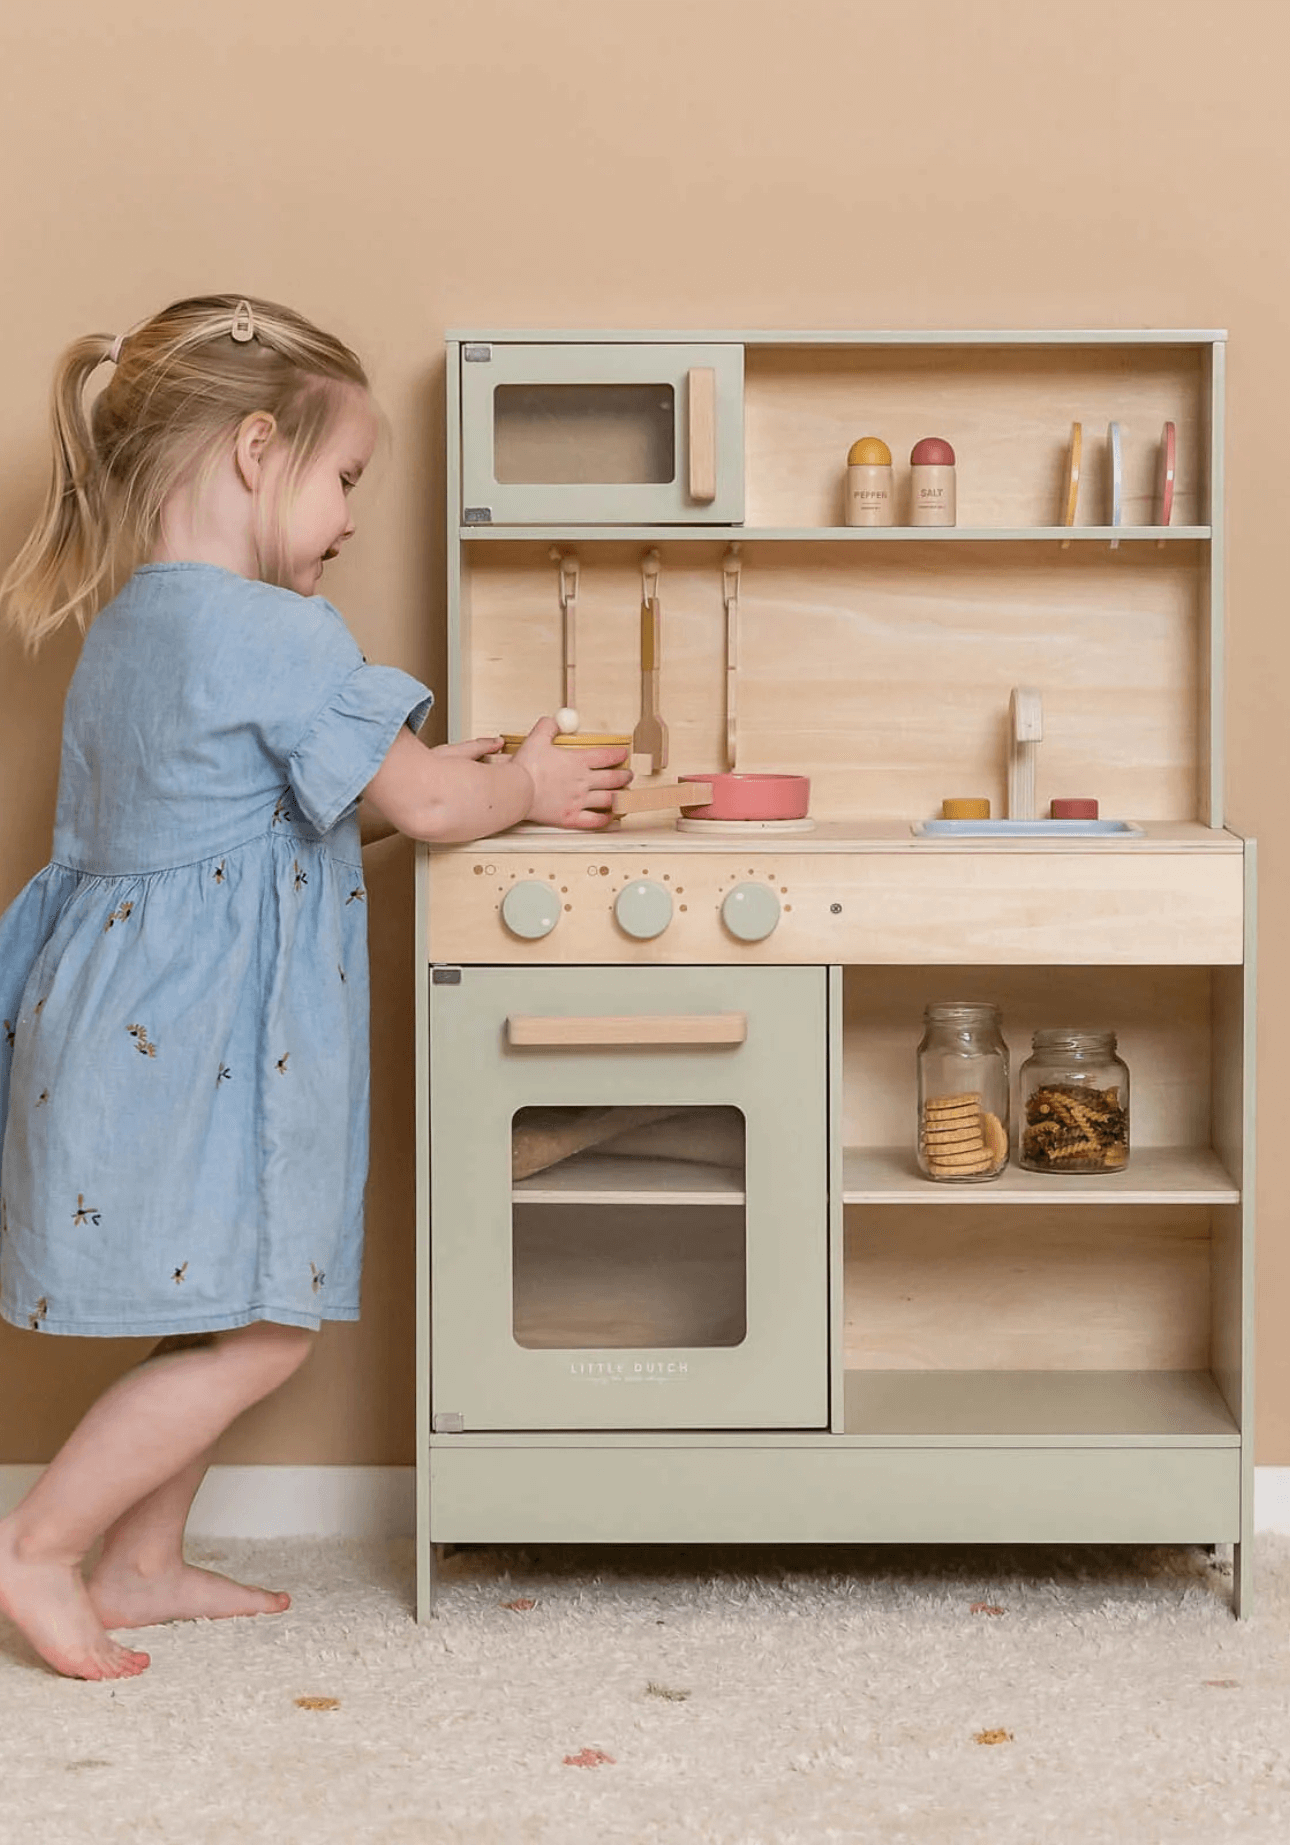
[721, 543, 742, 612]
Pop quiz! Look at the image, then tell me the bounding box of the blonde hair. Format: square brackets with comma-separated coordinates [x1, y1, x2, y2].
[0, 293, 370, 651]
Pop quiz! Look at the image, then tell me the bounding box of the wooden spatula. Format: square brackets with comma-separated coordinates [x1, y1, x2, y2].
[632, 596, 668, 774]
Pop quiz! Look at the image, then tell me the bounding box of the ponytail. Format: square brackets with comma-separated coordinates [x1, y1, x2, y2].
[1, 335, 120, 651]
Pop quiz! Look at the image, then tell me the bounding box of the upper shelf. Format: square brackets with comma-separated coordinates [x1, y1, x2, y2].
[449, 328, 1228, 348]
[461, 525, 1211, 544]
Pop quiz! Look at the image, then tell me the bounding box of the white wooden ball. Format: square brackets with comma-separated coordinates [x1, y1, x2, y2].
[554, 707, 579, 734]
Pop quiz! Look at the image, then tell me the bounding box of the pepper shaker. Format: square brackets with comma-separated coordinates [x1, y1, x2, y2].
[845, 436, 894, 526]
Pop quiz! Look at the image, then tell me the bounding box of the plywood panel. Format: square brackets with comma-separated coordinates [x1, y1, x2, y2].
[462, 542, 1201, 823]
[743, 345, 1205, 530]
[428, 850, 1244, 965]
[841, 963, 1214, 1149]
[844, 1205, 1212, 1370]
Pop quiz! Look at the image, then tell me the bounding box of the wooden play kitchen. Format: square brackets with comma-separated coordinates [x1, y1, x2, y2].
[416, 328, 1255, 1617]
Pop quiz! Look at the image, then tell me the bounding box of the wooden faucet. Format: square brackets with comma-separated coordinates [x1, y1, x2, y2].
[1007, 687, 1043, 821]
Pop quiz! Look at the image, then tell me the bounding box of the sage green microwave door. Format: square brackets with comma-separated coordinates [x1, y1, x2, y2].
[459, 342, 745, 526]
[429, 965, 827, 1430]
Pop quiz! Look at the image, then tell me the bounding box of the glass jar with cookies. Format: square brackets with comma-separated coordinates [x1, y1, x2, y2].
[916, 1003, 1010, 1182]
[1019, 1029, 1130, 1174]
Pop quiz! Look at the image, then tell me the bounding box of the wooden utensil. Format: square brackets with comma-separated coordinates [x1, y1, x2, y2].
[633, 595, 668, 773]
[1157, 420, 1176, 549]
[1060, 422, 1081, 549]
[722, 548, 741, 768]
[1108, 422, 1123, 550]
[556, 552, 579, 709]
[611, 782, 712, 816]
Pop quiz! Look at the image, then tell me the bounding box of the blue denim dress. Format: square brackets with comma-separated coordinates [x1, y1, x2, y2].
[0, 562, 432, 1337]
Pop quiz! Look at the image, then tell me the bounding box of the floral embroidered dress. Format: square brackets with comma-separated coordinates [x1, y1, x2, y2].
[0, 562, 432, 1336]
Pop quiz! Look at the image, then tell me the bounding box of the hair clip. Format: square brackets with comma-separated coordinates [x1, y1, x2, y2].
[230, 300, 256, 343]
[107, 334, 124, 365]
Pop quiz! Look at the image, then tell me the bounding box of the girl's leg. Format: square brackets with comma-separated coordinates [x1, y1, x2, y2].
[85, 1443, 292, 1629]
[0, 1320, 313, 1680]
[85, 1331, 297, 1628]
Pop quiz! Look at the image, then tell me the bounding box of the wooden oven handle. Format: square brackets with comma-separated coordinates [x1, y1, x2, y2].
[687, 368, 718, 503]
[507, 1013, 747, 1048]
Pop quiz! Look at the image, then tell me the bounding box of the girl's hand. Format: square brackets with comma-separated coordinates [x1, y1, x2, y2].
[513, 716, 632, 830]
[429, 736, 505, 761]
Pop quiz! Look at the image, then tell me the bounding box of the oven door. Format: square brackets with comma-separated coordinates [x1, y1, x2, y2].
[459, 341, 744, 526]
[429, 965, 826, 1430]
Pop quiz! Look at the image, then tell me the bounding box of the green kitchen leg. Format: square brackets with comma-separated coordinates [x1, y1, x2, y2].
[1233, 1540, 1250, 1620]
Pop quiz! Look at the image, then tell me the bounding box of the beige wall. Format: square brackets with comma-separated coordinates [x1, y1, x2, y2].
[2, 0, 1288, 1464]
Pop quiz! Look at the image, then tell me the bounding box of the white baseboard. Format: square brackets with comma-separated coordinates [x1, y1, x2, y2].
[2, 1464, 1289, 1542]
[0, 1465, 415, 1539]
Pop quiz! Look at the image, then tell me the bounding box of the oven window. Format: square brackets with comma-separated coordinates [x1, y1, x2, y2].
[492, 383, 676, 485]
[510, 1104, 746, 1350]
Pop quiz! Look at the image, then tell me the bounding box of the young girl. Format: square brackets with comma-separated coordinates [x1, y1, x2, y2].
[0, 293, 630, 1682]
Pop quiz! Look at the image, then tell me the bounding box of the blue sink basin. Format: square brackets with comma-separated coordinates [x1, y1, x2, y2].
[912, 819, 1143, 838]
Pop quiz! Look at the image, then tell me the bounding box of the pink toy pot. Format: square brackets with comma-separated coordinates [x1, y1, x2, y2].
[677, 772, 811, 821]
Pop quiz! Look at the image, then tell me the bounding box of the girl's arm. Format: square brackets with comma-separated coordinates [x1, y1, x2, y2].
[359, 799, 401, 848]
[362, 718, 632, 845]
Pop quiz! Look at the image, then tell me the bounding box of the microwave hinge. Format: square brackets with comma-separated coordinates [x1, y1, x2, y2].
[462, 343, 492, 362]
[463, 506, 493, 524]
[432, 1412, 465, 1433]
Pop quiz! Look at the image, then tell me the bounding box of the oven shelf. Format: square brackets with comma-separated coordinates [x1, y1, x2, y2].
[843, 1368, 1240, 1441]
[842, 1145, 1239, 1204]
[512, 1152, 745, 1206]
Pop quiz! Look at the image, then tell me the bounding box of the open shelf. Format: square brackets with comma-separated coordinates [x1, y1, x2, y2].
[843, 1145, 1239, 1205]
[462, 524, 1210, 543]
[842, 1368, 1240, 1442]
[512, 1152, 745, 1206]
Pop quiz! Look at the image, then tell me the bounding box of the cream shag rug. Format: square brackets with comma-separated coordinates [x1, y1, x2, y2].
[3, 1535, 1290, 1843]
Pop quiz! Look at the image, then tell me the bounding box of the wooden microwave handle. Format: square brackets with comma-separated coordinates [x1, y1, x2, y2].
[687, 368, 718, 503]
[507, 1013, 746, 1048]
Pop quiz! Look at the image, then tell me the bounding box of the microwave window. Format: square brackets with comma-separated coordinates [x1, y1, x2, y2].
[492, 383, 676, 485]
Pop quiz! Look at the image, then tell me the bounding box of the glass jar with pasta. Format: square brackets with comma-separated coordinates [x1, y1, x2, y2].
[1019, 1029, 1130, 1174]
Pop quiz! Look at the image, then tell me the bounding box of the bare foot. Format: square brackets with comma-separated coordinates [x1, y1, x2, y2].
[86, 1558, 291, 1630]
[0, 1518, 151, 1680]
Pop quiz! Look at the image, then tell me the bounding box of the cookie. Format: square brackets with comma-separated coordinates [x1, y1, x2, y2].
[922, 1121, 984, 1144]
[927, 1155, 995, 1177]
[924, 1092, 982, 1113]
[928, 1145, 997, 1168]
[980, 1111, 1008, 1163]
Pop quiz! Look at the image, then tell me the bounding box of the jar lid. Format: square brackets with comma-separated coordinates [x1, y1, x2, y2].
[1032, 1027, 1118, 1052]
[925, 1001, 1001, 1022]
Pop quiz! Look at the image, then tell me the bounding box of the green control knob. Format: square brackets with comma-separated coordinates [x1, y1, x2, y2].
[613, 879, 674, 940]
[501, 880, 561, 940]
[722, 882, 781, 942]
